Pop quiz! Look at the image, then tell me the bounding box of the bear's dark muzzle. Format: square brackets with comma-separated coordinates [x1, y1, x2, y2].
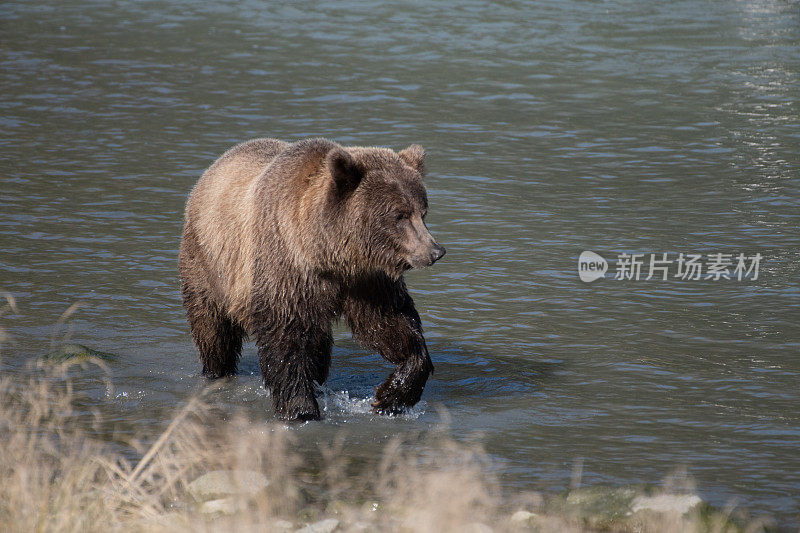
[408, 242, 445, 269]
[429, 243, 446, 265]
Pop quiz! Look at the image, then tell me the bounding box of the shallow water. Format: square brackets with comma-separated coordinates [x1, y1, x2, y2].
[1, 0, 799, 527]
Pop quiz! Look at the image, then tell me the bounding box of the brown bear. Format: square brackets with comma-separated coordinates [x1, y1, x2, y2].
[179, 137, 445, 421]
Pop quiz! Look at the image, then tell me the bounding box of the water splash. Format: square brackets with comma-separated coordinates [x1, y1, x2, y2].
[320, 387, 427, 420]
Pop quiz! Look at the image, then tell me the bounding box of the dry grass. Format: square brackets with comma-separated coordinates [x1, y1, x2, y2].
[0, 299, 772, 532]
[0, 362, 772, 533]
[0, 362, 504, 532]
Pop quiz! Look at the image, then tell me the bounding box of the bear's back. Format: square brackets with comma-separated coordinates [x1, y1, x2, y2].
[184, 138, 289, 318]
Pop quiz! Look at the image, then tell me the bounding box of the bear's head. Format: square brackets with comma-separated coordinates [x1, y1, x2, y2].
[325, 144, 446, 279]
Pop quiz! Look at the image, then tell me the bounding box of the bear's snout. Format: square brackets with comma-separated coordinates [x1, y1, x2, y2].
[409, 241, 446, 268]
[430, 243, 446, 264]
[406, 215, 445, 269]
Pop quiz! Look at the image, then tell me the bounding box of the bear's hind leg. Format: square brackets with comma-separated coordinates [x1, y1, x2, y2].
[182, 285, 243, 378]
[254, 317, 332, 421]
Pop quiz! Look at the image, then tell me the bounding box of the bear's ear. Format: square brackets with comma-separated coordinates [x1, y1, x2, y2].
[326, 148, 361, 196]
[398, 144, 425, 174]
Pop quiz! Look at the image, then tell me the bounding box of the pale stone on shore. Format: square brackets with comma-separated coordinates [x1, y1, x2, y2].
[295, 518, 339, 533]
[199, 497, 241, 515]
[510, 510, 536, 523]
[464, 521, 494, 533]
[187, 470, 270, 501]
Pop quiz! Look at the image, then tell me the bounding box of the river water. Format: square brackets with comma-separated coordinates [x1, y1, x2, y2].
[1, 0, 799, 527]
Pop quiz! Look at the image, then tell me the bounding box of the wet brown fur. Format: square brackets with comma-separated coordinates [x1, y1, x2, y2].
[179, 137, 441, 421]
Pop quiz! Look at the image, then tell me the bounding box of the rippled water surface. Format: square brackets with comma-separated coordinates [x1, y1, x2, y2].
[2, 0, 799, 527]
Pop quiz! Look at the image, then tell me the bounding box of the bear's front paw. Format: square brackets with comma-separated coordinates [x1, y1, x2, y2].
[372, 378, 415, 416]
[372, 358, 432, 416]
[372, 387, 405, 416]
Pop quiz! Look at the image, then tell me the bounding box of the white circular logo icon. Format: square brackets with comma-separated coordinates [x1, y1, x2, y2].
[578, 251, 608, 282]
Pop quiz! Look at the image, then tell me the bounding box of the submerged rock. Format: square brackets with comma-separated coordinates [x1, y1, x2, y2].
[187, 470, 270, 502]
[547, 485, 709, 530]
[43, 343, 117, 363]
[630, 493, 702, 515]
[563, 486, 639, 520]
[294, 518, 339, 533]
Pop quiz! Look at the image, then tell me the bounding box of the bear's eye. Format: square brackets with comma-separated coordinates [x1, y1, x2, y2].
[395, 211, 411, 221]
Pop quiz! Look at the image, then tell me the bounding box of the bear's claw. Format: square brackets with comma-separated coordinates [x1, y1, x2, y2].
[371, 397, 406, 416]
[371, 355, 432, 416]
[371, 376, 417, 416]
